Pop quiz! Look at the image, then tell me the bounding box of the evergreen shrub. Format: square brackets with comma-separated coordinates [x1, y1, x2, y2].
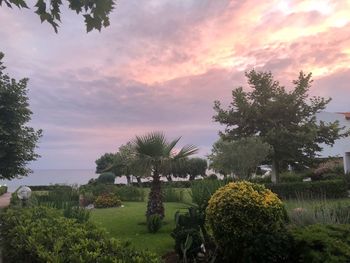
[206, 181, 290, 262]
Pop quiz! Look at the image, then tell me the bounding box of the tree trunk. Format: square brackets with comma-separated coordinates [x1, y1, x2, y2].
[166, 174, 173, 181]
[136, 176, 142, 186]
[271, 155, 280, 184]
[126, 175, 131, 185]
[146, 169, 164, 219]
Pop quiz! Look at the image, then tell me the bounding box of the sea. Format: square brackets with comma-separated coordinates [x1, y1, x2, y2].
[0, 169, 128, 192]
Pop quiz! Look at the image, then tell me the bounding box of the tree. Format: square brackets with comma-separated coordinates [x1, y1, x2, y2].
[0, 53, 42, 180]
[0, 0, 115, 33]
[213, 70, 349, 183]
[95, 152, 116, 174]
[133, 132, 198, 219]
[208, 138, 271, 180]
[162, 157, 207, 181]
[186, 158, 207, 181]
[95, 142, 142, 185]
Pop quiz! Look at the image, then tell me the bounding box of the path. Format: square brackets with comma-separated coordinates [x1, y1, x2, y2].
[0, 192, 11, 209]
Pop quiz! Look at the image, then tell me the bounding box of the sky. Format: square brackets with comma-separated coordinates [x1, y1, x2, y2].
[1, 0, 350, 169]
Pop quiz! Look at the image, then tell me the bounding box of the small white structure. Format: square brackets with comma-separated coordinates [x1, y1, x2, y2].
[316, 112, 350, 173]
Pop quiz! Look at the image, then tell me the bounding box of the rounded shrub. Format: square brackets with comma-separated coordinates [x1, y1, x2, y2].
[206, 181, 290, 262]
[97, 172, 116, 184]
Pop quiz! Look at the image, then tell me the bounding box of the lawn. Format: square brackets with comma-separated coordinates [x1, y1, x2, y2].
[90, 202, 189, 256]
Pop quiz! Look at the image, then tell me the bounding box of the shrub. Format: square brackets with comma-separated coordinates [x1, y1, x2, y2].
[0, 207, 160, 263]
[147, 214, 162, 233]
[163, 187, 184, 202]
[191, 179, 226, 212]
[63, 206, 90, 223]
[250, 175, 271, 184]
[0, 185, 7, 195]
[36, 187, 79, 209]
[206, 181, 290, 262]
[279, 172, 303, 182]
[97, 172, 116, 184]
[265, 180, 348, 199]
[115, 186, 145, 201]
[291, 224, 350, 263]
[171, 208, 205, 261]
[10, 189, 38, 207]
[314, 159, 344, 177]
[80, 183, 118, 196]
[28, 184, 73, 191]
[80, 191, 96, 206]
[94, 193, 121, 208]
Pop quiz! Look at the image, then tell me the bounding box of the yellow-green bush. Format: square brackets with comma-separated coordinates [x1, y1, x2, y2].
[94, 193, 121, 208]
[206, 181, 290, 262]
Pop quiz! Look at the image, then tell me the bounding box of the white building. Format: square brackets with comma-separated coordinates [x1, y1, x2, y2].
[316, 112, 350, 173]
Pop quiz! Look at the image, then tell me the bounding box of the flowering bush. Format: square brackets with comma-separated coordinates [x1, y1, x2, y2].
[94, 193, 121, 208]
[206, 181, 290, 262]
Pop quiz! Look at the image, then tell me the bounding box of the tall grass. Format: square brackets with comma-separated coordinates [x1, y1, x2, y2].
[286, 198, 350, 226]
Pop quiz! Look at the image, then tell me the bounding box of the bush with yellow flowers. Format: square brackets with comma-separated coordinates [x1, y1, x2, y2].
[206, 181, 291, 262]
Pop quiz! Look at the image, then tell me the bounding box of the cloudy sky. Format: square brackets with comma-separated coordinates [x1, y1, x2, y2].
[1, 0, 350, 169]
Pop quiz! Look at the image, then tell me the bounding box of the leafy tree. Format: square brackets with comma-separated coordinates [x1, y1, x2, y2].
[185, 158, 207, 181]
[96, 142, 146, 185]
[134, 132, 198, 218]
[162, 157, 207, 181]
[0, 53, 42, 180]
[95, 152, 116, 174]
[208, 137, 271, 180]
[213, 70, 349, 183]
[0, 0, 115, 33]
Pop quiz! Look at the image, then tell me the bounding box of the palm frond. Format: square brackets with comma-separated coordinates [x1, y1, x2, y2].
[174, 144, 199, 160]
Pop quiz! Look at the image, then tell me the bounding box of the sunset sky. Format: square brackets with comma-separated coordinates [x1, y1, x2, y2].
[1, 0, 350, 169]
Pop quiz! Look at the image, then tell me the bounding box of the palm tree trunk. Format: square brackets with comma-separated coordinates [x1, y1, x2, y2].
[146, 168, 164, 219]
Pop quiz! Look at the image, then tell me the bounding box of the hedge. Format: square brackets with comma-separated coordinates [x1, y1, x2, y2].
[0, 185, 7, 196]
[291, 224, 350, 263]
[265, 179, 348, 199]
[0, 207, 160, 263]
[27, 184, 73, 191]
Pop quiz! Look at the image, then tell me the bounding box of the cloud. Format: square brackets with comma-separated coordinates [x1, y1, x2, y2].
[1, 0, 350, 169]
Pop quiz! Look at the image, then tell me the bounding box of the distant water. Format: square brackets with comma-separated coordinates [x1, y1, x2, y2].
[0, 169, 125, 192]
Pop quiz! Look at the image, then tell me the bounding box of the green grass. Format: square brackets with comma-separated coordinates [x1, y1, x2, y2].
[90, 202, 189, 256]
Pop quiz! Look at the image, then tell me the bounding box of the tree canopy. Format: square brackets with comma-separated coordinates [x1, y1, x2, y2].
[213, 70, 349, 183]
[0, 0, 115, 32]
[0, 52, 42, 179]
[95, 152, 116, 174]
[208, 137, 271, 180]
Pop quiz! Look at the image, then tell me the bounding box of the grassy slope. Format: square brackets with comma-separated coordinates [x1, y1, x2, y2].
[90, 202, 189, 256]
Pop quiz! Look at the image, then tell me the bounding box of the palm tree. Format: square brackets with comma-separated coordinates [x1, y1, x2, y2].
[134, 132, 198, 219]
